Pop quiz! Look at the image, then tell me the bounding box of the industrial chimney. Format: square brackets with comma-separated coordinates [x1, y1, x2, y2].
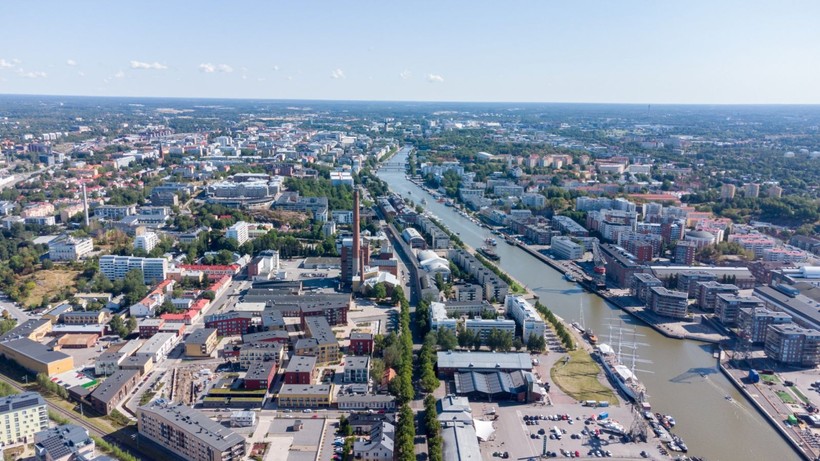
[352, 189, 361, 281]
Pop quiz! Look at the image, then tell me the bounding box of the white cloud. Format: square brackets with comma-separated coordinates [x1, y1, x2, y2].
[20, 70, 47, 79]
[66, 59, 77, 66]
[0, 59, 20, 69]
[129, 60, 167, 70]
[400, 70, 411, 80]
[199, 63, 233, 73]
[114, 71, 125, 79]
[77, 71, 85, 77]
[273, 65, 280, 71]
[427, 73, 444, 83]
[330, 68, 345, 79]
[257, 77, 266, 82]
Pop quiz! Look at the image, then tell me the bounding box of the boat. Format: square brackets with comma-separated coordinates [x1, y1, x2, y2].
[725, 395, 733, 402]
[593, 327, 648, 404]
[477, 246, 500, 261]
[421, 198, 428, 205]
[571, 322, 585, 334]
[564, 273, 577, 282]
[671, 434, 688, 452]
[505, 237, 516, 245]
[485, 237, 498, 246]
[585, 329, 598, 345]
[666, 415, 676, 427]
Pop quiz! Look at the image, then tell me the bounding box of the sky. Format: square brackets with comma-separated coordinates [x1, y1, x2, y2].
[1, 1, 819, 104]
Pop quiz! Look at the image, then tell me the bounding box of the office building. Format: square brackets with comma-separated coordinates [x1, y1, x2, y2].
[99, 255, 167, 284]
[0, 392, 48, 445]
[137, 401, 246, 461]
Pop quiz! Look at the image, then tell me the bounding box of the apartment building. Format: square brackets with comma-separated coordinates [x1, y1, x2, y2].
[737, 307, 793, 344]
[343, 356, 370, 384]
[0, 392, 48, 445]
[226, 221, 249, 245]
[137, 402, 246, 461]
[647, 286, 689, 319]
[504, 295, 546, 339]
[99, 255, 167, 284]
[277, 384, 334, 408]
[764, 323, 820, 367]
[134, 232, 160, 253]
[715, 294, 762, 326]
[302, 316, 340, 365]
[48, 235, 93, 261]
[464, 318, 516, 342]
[185, 328, 218, 358]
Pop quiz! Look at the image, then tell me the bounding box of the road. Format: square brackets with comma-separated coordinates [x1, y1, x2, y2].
[0, 295, 33, 323]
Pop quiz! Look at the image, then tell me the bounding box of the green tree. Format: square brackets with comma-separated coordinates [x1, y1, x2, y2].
[436, 328, 457, 351]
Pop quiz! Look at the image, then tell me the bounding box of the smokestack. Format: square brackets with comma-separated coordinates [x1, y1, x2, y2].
[352, 189, 361, 280]
[81, 183, 90, 227]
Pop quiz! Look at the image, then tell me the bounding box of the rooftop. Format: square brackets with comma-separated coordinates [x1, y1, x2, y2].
[286, 355, 317, 373]
[139, 401, 245, 451]
[185, 328, 217, 345]
[0, 392, 45, 414]
[437, 351, 533, 371]
[279, 384, 333, 396]
[344, 356, 370, 370]
[89, 369, 139, 404]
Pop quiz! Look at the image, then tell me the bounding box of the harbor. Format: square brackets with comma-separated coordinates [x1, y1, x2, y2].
[378, 149, 795, 461]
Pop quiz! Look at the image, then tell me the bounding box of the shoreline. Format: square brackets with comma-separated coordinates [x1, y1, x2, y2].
[514, 241, 726, 344]
[718, 358, 815, 461]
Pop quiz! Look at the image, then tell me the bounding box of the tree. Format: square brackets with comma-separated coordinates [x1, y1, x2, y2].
[121, 269, 148, 306]
[370, 358, 385, 388]
[527, 333, 546, 353]
[371, 283, 387, 301]
[436, 328, 457, 351]
[457, 326, 475, 349]
[512, 337, 525, 351]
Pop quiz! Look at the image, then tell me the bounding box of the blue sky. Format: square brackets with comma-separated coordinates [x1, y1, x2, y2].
[1, 1, 819, 103]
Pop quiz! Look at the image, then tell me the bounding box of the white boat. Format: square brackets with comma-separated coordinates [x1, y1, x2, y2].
[594, 326, 649, 404]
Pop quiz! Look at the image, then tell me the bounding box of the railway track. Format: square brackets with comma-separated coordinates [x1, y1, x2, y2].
[0, 373, 146, 459]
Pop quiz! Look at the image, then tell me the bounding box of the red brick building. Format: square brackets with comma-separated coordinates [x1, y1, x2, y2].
[283, 355, 317, 385]
[204, 312, 255, 336]
[349, 332, 374, 356]
[244, 360, 277, 390]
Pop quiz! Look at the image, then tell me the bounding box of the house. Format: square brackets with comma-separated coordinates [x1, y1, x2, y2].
[353, 421, 394, 461]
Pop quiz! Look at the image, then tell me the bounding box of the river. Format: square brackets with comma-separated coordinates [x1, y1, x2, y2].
[378, 147, 795, 461]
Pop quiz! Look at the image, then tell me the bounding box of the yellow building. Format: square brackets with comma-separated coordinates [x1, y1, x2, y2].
[0, 392, 48, 445]
[184, 328, 218, 358]
[0, 339, 74, 376]
[277, 384, 334, 408]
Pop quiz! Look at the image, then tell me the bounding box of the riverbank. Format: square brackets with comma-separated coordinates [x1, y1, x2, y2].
[514, 240, 728, 344]
[719, 358, 818, 461]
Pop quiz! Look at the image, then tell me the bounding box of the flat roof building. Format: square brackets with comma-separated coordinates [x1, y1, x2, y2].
[185, 328, 218, 358]
[138, 401, 246, 461]
[437, 351, 533, 377]
[0, 392, 48, 445]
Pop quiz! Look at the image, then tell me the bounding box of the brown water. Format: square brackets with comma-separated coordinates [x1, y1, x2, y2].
[378, 148, 797, 461]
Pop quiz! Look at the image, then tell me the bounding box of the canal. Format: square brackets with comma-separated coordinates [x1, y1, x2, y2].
[378, 147, 795, 461]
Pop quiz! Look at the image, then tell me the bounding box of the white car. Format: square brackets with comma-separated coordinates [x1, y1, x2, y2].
[303, 408, 313, 413]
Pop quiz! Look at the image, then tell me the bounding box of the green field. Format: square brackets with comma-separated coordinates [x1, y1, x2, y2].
[775, 390, 795, 404]
[550, 350, 618, 404]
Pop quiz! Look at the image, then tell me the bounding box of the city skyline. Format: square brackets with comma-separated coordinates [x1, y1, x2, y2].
[1, 1, 820, 104]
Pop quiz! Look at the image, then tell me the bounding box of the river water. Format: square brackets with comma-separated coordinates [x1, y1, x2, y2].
[378, 147, 795, 461]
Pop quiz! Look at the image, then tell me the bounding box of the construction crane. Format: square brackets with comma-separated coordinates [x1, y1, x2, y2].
[592, 240, 607, 290]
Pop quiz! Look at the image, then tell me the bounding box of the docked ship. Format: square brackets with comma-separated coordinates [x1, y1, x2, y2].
[593, 327, 648, 404]
[485, 237, 498, 246]
[564, 272, 577, 282]
[585, 329, 598, 345]
[477, 246, 500, 261]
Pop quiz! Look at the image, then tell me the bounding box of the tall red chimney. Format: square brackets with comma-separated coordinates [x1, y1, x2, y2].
[352, 189, 361, 281]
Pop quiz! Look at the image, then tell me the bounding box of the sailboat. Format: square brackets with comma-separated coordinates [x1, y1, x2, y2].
[593, 323, 650, 404]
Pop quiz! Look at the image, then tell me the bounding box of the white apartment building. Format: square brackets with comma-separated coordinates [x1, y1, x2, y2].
[430, 302, 457, 332]
[551, 237, 584, 260]
[99, 255, 167, 284]
[465, 318, 516, 342]
[226, 221, 250, 245]
[504, 295, 546, 340]
[0, 392, 48, 445]
[134, 232, 159, 253]
[48, 235, 93, 261]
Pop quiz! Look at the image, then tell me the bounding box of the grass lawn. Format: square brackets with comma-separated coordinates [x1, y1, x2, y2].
[550, 349, 618, 404]
[760, 374, 780, 384]
[792, 387, 811, 404]
[775, 390, 796, 404]
[19, 269, 80, 307]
